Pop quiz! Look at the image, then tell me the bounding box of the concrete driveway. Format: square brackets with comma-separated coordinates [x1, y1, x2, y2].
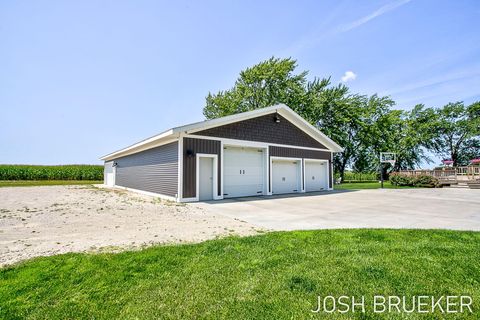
[197, 188, 480, 231]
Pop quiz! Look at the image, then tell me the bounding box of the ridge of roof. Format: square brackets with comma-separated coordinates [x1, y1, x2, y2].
[100, 104, 343, 161]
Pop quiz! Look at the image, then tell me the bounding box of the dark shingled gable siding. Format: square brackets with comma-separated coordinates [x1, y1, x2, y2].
[183, 137, 221, 198]
[195, 113, 327, 149]
[114, 141, 179, 197]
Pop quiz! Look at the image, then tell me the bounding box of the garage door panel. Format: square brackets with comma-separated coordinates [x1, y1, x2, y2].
[305, 161, 328, 192]
[223, 184, 263, 197]
[272, 160, 301, 194]
[223, 146, 265, 198]
[224, 174, 262, 186]
[246, 167, 263, 176]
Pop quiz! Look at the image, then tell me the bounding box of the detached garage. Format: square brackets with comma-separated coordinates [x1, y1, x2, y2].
[100, 104, 343, 202]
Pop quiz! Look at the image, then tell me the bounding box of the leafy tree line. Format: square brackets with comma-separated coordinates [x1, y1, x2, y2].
[203, 57, 480, 180]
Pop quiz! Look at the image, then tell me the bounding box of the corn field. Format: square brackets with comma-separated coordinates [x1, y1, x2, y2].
[0, 165, 103, 181]
[336, 172, 378, 182]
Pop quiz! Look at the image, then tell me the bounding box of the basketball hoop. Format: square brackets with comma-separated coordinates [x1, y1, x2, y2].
[380, 152, 396, 167]
[386, 159, 396, 167]
[379, 152, 396, 189]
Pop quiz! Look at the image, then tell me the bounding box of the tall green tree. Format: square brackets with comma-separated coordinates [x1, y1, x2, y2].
[430, 101, 480, 166]
[396, 105, 437, 169]
[203, 57, 330, 120]
[314, 91, 368, 180]
[354, 102, 450, 174]
[457, 139, 480, 165]
[355, 95, 395, 172]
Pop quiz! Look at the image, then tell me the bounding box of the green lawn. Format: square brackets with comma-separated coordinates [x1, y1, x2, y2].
[1, 229, 478, 319]
[0, 180, 102, 187]
[335, 181, 414, 190]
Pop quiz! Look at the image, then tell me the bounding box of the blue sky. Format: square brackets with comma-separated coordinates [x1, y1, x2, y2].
[1, 0, 479, 166]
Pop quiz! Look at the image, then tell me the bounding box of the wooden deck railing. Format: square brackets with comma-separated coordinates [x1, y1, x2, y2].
[399, 166, 480, 182]
[455, 166, 480, 176]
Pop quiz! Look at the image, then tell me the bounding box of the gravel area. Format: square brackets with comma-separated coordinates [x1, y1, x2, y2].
[0, 185, 261, 266]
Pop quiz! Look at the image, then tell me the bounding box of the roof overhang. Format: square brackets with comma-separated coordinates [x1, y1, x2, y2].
[100, 104, 343, 161]
[100, 130, 176, 161]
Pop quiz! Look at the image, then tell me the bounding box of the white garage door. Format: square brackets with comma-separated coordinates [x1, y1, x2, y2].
[223, 146, 265, 198]
[272, 159, 301, 194]
[305, 160, 328, 192]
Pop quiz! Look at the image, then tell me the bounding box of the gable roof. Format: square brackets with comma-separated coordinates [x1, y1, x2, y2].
[100, 104, 343, 161]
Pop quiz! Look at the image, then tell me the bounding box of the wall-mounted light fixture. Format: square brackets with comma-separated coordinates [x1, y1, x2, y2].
[112, 162, 118, 167]
[274, 112, 281, 123]
[186, 149, 194, 158]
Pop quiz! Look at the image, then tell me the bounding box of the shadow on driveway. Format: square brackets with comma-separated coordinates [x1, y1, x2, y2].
[202, 189, 357, 205]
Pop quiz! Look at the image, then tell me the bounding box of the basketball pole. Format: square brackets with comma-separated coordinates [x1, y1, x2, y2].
[380, 153, 395, 189]
[380, 162, 384, 188]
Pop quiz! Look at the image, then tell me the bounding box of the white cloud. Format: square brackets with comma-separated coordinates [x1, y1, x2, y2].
[341, 71, 357, 82]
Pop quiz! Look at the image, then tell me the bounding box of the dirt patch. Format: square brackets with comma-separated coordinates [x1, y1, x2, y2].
[0, 185, 262, 266]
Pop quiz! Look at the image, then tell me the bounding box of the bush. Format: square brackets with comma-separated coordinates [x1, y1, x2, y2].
[0, 165, 103, 181]
[389, 173, 440, 188]
[389, 173, 414, 186]
[413, 175, 441, 188]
